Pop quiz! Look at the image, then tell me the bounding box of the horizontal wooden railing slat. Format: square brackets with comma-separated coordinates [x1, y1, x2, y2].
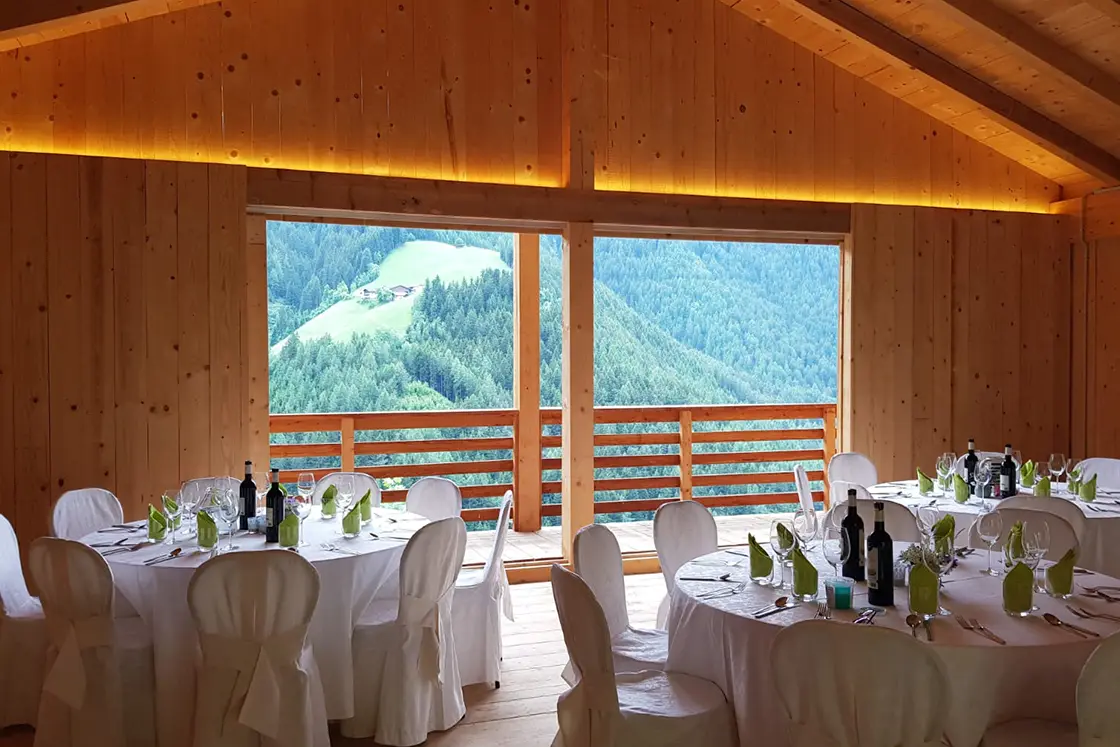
[691, 449, 824, 466]
[692, 427, 824, 443]
[356, 437, 514, 455]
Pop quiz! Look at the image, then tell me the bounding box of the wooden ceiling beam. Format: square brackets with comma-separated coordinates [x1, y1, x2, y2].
[774, 0, 1120, 184]
[927, 0, 1120, 114]
[1082, 0, 1120, 25]
[0, 0, 221, 51]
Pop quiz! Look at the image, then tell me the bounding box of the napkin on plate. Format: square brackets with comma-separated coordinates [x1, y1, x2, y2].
[791, 545, 817, 596]
[907, 561, 939, 616]
[917, 468, 934, 495]
[748, 534, 773, 578]
[777, 523, 795, 552]
[321, 484, 338, 517]
[932, 514, 955, 557]
[197, 511, 218, 548]
[148, 505, 167, 541]
[342, 503, 361, 535]
[953, 474, 970, 503]
[1003, 561, 1033, 614]
[1019, 460, 1036, 488]
[1045, 548, 1077, 596]
[1080, 474, 1098, 503]
[1034, 477, 1051, 498]
[279, 513, 300, 548]
[359, 489, 372, 522]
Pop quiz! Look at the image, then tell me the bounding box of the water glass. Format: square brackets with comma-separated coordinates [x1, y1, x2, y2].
[935, 453, 955, 494]
[769, 519, 796, 589]
[1050, 453, 1067, 492]
[336, 475, 356, 535]
[216, 489, 240, 553]
[1024, 522, 1050, 603]
[821, 525, 849, 577]
[288, 488, 314, 546]
[255, 472, 271, 514]
[161, 489, 182, 544]
[976, 511, 1003, 577]
[974, 461, 992, 504]
[916, 505, 940, 540]
[1036, 461, 1051, 489]
[792, 508, 818, 552]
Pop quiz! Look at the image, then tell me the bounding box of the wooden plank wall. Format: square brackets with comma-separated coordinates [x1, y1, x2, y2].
[845, 205, 1077, 479]
[0, 151, 257, 544]
[0, 0, 1057, 210]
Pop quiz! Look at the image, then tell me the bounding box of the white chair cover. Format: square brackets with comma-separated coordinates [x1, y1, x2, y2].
[0, 513, 47, 728]
[772, 620, 949, 747]
[827, 453, 878, 489]
[187, 550, 330, 747]
[829, 483, 921, 542]
[342, 517, 467, 745]
[1077, 458, 1120, 490]
[50, 488, 124, 540]
[793, 465, 815, 515]
[1078, 627, 1120, 746]
[569, 524, 666, 684]
[550, 564, 736, 747]
[997, 496, 1087, 543]
[453, 492, 514, 687]
[405, 477, 462, 520]
[653, 501, 718, 629]
[312, 472, 381, 507]
[967, 508, 1078, 562]
[28, 537, 155, 747]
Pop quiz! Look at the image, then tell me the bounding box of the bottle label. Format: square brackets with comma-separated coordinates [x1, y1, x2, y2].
[267, 511, 274, 528]
[867, 547, 879, 589]
[1001, 474, 1011, 493]
[858, 530, 866, 568]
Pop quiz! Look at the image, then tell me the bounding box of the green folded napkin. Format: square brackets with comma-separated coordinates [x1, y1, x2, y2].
[954, 474, 970, 503]
[164, 496, 181, 529]
[908, 561, 939, 616]
[748, 534, 773, 578]
[1019, 460, 1036, 488]
[1046, 548, 1077, 596]
[1079, 474, 1098, 503]
[321, 484, 337, 517]
[1003, 561, 1033, 614]
[197, 511, 218, 549]
[791, 546, 818, 597]
[917, 468, 934, 495]
[342, 503, 361, 535]
[1069, 466, 1082, 495]
[279, 513, 300, 548]
[148, 504, 167, 541]
[777, 523, 795, 552]
[932, 514, 955, 557]
[1034, 476, 1051, 498]
[359, 489, 372, 522]
[1004, 521, 1025, 567]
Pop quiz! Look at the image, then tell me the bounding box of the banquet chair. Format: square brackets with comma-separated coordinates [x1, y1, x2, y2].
[653, 500, 718, 629]
[405, 476, 462, 520]
[187, 550, 329, 747]
[772, 620, 950, 747]
[827, 452, 879, 489]
[967, 509, 1078, 562]
[568, 524, 667, 684]
[996, 496, 1086, 544]
[550, 564, 736, 747]
[312, 471, 381, 507]
[793, 464, 817, 515]
[829, 483, 921, 542]
[28, 537, 155, 747]
[952, 452, 1002, 476]
[0, 513, 48, 729]
[50, 488, 124, 540]
[1077, 458, 1120, 490]
[453, 491, 514, 688]
[341, 517, 467, 746]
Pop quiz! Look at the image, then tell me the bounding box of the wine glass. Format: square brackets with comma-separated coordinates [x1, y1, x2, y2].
[298, 472, 315, 501]
[1012, 450, 1023, 470]
[178, 482, 202, 536]
[974, 461, 992, 505]
[1024, 521, 1050, 604]
[976, 510, 1003, 577]
[1036, 460, 1051, 490]
[216, 488, 240, 553]
[288, 486, 314, 546]
[769, 519, 796, 590]
[336, 474, 356, 533]
[792, 508, 818, 552]
[916, 504, 939, 541]
[1050, 453, 1067, 493]
[936, 453, 955, 495]
[933, 536, 955, 616]
[161, 489, 182, 545]
[255, 472, 271, 516]
[821, 525, 849, 577]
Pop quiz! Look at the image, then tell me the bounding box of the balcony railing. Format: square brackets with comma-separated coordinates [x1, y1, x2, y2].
[269, 403, 837, 530]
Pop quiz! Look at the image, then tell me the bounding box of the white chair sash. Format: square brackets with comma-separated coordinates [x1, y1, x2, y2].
[41, 613, 114, 710]
[496, 560, 514, 622]
[398, 593, 443, 683]
[555, 681, 622, 747]
[198, 624, 310, 739]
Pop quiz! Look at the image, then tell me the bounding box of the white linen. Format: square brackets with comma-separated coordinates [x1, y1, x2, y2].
[78, 506, 427, 747]
[405, 476, 462, 520]
[653, 501, 718, 629]
[827, 453, 878, 488]
[867, 480, 1120, 576]
[313, 472, 381, 507]
[453, 492, 514, 687]
[828, 486, 921, 542]
[571, 524, 667, 681]
[28, 538, 155, 747]
[1078, 628, 1120, 745]
[550, 564, 736, 747]
[0, 513, 47, 728]
[1077, 458, 1120, 490]
[342, 517, 467, 745]
[668, 547, 1116, 747]
[772, 621, 950, 747]
[51, 489, 124, 541]
[187, 550, 329, 747]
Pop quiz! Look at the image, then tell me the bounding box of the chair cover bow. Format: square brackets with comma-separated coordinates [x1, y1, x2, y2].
[555, 678, 621, 747]
[199, 624, 309, 740]
[42, 613, 114, 710]
[398, 593, 445, 683]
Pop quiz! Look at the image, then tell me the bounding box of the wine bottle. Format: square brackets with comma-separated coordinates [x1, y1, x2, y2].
[866, 502, 894, 606]
[265, 467, 283, 543]
[964, 439, 979, 492]
[840, 488, 865, 582]
[1000, 444, 1017, 498]
[239, 460, 256, 531]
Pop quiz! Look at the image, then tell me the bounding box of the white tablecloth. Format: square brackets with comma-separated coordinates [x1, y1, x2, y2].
[80, 506, 427, 747]
[667, 548, 1119, 747]
[869, 480, 1120, 577]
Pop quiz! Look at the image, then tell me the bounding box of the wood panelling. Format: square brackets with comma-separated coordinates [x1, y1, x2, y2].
[0, 0, 1059, 210]
[845, 204, 1077, 479]
[0, 151, 258, 544]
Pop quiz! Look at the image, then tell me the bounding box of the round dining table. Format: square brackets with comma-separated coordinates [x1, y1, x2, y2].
[868, 479, 1120, 577]
[667, 546, 1119, 747]
[80, 506, 428, 747]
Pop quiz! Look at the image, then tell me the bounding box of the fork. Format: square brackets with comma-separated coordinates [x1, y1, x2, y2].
[1067, 604, 1120, 624]
[970, 617, 1007, 645]
[955, 614, 999, 644]
[320, 543, 358, 556]
[699, 581, 747, 600]
[814, 602, 827, 619]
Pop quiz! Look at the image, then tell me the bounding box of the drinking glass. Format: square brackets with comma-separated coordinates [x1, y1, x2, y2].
[1024, 522, 1050, 605]
[289, 487, 314, 546]
[179, 482, 202, 536]
[1036, 460, 1051, 489]
[1012, 450, 1023, 470]
[821, 525, 849, 577]
[934, 540, 955, 616]
[792, 508, 818, 552]
[1050, 453, 1067, 493]
[161, 489, 182, 545]
[255, 472, 271, 515]
[769, 519, 796, 590]
[216, 489, 240, 553]
[336, 475, 356, 535]
[976, 511, 1003, 577]
[935, 453, 955, 495]
[916, 504, 940, 540]
[974, 461, 992, 505]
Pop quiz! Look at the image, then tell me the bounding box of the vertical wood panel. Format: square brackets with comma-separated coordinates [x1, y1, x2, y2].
[561, 222, 595, 556]
[513, 233, 542, 532]
[177, 162, 211, 480]
[0, 157, 13, 523]
[244, 214, 270, 473]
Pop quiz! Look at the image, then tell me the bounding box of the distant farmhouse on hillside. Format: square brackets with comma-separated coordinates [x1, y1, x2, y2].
[358, 283, 424, 301]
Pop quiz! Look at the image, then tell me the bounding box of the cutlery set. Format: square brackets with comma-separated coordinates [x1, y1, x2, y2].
[814, 602, 832, 620]
[954, 615, 1006, 645]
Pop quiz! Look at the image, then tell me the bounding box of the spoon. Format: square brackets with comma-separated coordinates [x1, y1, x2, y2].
[753, 596, 790, 618]
[906, 614, 921, 638]
[1043, 612, 1099, 638]
[144, 547, 183, 566]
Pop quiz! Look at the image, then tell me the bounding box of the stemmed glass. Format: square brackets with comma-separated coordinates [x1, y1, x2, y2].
[821, 525, 849, 577]
[178, 482, 202, 536]
[161, 489, 182, 545]
[289, 486, 314, 546]
[1024, 522, 1050, 607]
[1050, 453, 1067, 494]
[792, 508, 818, 552]
[976, 510, 1003, 577]
[933, 537, 955, 616]
[1036, 461, 1051, 491]
[336, 475, 356, 536]
[917, 504, 940, 540]
[769, 519, 796, 590]
[216, 488, 240, 553]
[255, 472, 271, 516]
[974, 461, 992, 505]
[936, 453, 956, 495]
